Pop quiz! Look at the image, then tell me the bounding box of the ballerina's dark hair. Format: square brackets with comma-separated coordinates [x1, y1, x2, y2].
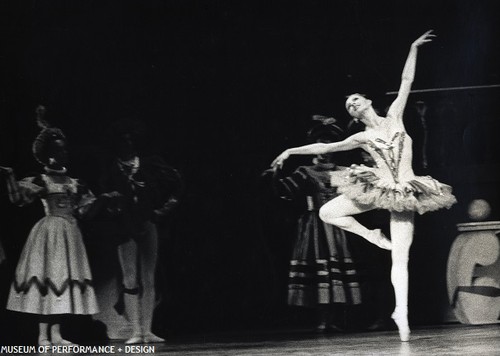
[344, 93, 367, 109]
[32, 105, 66, 165]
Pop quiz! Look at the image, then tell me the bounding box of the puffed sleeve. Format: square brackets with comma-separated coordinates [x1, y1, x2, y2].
[5, 171, 46, 207]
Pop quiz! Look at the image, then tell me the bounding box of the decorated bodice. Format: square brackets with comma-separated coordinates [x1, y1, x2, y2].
[364, 131, 415, 183]
[40, 175, 79, 218]
[7, 173, 95, 219]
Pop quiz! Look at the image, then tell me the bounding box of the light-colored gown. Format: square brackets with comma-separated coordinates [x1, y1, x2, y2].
[6, 173, 99, 315]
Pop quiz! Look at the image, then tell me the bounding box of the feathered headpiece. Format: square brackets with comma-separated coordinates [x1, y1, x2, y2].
[307, 115, 344, 143]
[32, 105, 66, 165]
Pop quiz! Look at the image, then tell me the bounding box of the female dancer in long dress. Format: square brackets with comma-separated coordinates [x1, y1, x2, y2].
[271, 30, 457, 341]
[0, 107, 115, 346]
[270, 119, 362, 332]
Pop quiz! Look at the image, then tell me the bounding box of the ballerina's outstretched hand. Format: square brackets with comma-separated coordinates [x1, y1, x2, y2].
[412, 30, 436, 48]
[271, 150, 290, 170]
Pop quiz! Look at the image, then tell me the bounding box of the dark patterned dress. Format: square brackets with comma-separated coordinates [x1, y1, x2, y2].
[275, 163, 362, 307]
[6, 173, 98, 315]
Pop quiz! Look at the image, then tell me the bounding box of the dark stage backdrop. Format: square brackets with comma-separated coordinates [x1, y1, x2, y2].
[1, 0, 499, 344]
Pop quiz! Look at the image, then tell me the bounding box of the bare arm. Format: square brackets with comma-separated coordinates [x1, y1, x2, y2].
[387, 30, 435, 120]
[271, 132, 365, 169]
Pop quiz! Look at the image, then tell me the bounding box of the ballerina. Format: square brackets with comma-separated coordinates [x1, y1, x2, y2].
[271, 30, 457, 341]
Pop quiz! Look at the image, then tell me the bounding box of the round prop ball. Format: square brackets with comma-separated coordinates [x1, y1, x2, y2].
[467, 199, 491, 221]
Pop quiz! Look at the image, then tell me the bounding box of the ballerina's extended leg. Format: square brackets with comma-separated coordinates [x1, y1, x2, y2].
[319, 195, 392, 250]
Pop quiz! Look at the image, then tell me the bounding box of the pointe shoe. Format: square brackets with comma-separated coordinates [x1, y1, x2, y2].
[366, 229, 392, 250]
[38, 339, 52, 347]
[125, 335, 144, 344]
[143, 332, 166, 343]
[391, 311, 410, 342]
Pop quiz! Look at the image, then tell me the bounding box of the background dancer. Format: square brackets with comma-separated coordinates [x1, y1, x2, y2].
[0, 106, 115, 346]
[100, 119, 183, 344]
[267, 117, 362, 332]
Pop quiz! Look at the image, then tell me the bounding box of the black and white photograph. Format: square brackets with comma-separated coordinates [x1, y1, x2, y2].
[0, 1, 499, 355]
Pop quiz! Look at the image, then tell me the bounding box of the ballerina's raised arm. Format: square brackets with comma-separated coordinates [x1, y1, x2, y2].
[386, 30, 436, 122]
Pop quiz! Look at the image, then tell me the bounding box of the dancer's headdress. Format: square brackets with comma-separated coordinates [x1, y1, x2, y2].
[32, 106, 66, 165]
[307, 115, 344, 143]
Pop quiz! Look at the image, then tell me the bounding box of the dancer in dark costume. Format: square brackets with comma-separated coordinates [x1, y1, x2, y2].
[272, 31, 457, 341]
[269, 117, 361, 332]
[0, 106, 116, 346]
[100, 119, 183, 344]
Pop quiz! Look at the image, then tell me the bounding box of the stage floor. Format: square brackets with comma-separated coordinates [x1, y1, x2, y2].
[109, 324, 500, 355]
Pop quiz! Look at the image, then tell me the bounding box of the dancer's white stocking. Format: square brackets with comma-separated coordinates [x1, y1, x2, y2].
[390, 211, 414, 341]
[118, 239, 143, 344]
[38, 322, 50, 346]
[319, 195, 391, 250]
[124, 293, 143, 344]
[140, 223, 164, 343]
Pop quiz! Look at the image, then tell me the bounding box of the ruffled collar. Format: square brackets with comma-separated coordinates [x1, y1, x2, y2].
[44, 166, 67, 175]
